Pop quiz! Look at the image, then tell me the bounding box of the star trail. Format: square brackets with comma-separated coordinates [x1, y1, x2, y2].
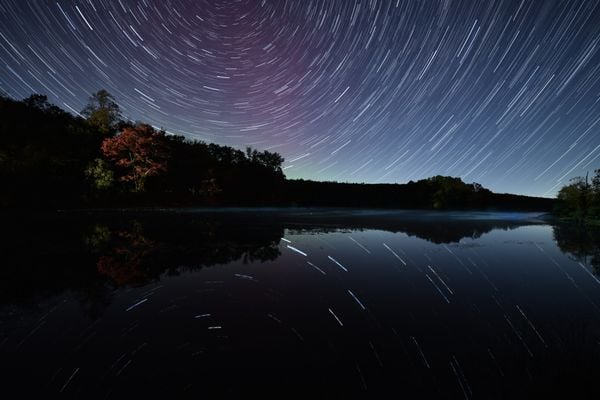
[2, 0, 600, 197]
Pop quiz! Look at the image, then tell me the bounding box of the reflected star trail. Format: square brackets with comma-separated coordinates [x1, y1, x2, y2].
[1, 0, 600, 197]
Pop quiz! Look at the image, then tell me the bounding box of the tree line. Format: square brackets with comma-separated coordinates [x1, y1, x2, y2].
[0, 90, 284, 207]
[0, 90, 555, 210]
[284, 176, 554, 210]
[554, 171, 600, 222]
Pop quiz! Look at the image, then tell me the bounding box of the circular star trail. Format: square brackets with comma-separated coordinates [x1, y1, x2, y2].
[2, 0, 600, 197]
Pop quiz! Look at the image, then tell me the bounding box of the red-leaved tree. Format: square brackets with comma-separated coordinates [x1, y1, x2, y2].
[101, 124, 169, 192]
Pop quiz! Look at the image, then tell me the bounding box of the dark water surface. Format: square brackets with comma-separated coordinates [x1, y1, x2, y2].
[2, 209, 600, 398]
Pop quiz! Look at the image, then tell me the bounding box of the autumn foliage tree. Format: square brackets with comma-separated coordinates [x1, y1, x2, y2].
[96, 222, 157, 287]
[101, 124, 169, 192]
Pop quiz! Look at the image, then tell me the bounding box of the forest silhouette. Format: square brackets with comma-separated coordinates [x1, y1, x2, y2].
[0, 91, 554, 210]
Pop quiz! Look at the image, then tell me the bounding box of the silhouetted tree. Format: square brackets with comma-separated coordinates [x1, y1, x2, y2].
[592, 169, 600, 216]
[428, 176, 474, 209]
[252, 148, 285, 177]
[22, 94, 51, 111]
[556, 173, 596, 221]
[82, 89, 122, 136]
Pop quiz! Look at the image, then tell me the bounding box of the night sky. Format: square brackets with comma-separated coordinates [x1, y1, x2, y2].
[2, 1, 600, 197]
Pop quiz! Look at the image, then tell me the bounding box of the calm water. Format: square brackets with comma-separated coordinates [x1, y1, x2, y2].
[2, 209, 600, 398]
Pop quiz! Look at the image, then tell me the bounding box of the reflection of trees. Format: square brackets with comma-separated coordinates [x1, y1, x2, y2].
[96, 222, 157, 286]
[0, 213, 284, 317]
[286, 218, 529, 244]
[75, 280, 113, 320]
[92, 217, 283, 287]
[1, 210, 545, 318]
[381, 220, 516, 244]
[553, 224, 600, 275]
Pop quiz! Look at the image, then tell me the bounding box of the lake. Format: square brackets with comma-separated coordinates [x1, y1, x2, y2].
[1, 209, 600, 398]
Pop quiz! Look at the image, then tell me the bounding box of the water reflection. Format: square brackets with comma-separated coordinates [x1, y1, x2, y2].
[1, 210, 600, 398]
[553, 223, 600, 276]
[90, 219, 281, 287]
[0, 212, 283, 308]
[0, 210, 539, 307]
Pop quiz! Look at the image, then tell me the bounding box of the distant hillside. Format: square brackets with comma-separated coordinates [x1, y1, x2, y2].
[283, 178, 555, 211]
